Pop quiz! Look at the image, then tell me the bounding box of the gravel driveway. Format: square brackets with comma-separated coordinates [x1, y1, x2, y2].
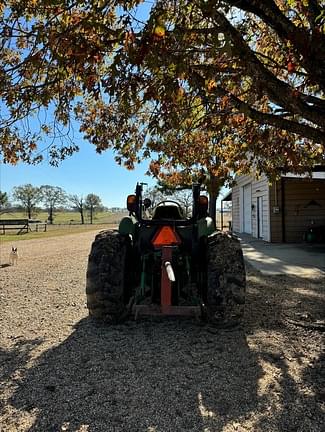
[0, 230, 324, 432]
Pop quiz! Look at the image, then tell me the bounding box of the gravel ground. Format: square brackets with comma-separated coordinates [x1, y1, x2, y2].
[0, 231, 324, 432]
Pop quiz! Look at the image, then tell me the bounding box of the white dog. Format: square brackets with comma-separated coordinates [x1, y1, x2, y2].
[9, 247, 18, 265]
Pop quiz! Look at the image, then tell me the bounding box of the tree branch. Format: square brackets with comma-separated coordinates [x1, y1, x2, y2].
[222, 0, 325, 91]
[192, 70, 325, 143]
[210, 9, 325, 128]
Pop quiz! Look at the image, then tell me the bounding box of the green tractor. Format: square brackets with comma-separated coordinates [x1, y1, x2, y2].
[86, 183, 246, 325]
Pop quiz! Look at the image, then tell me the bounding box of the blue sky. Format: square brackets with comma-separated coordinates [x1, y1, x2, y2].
[1, 144, 156, 208]
[1, 142, 229, 208]
[1, 149, 228, 209]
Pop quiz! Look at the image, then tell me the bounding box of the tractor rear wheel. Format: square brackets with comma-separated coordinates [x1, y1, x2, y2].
[204, 231, 246, 327]
[86, 230, 133, 322]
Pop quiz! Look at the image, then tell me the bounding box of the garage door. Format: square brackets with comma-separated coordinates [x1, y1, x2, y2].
[243, 184, 252, 234]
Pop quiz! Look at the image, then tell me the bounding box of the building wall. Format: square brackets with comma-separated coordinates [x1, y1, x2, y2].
[284, 178, 325, 242]
[232, 174, 270, 241]
[231, 188, 240, 232]
[234, 174, 325, 243]
[250, 176, 270, 241]
[269, 177, 325, 242]
[269, 180, 283, 242]
[231, 175, 250, 233]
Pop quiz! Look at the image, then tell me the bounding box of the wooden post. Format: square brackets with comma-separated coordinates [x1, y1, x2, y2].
[281, 177, 286, 243]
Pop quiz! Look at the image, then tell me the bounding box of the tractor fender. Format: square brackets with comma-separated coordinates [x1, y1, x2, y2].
[197, 216, 215, 239]
[119, 216, 137, 236]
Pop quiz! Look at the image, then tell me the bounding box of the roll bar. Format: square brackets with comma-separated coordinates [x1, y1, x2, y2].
[130, 183, 203, 226]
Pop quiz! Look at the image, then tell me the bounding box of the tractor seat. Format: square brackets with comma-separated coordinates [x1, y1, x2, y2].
[152, 205, 183, 220]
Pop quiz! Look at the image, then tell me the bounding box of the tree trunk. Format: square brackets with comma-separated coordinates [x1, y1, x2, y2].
[80, 209, 84, 224]
[208, 190, 217, 224]
[28, 207, 32, 219]
[90, 205, 93, 224]
[48, 207, 53, 224]
[208, 174, 221, 225]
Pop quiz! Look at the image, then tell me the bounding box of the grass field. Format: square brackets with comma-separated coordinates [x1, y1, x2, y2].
[0, 211, 128, 242]
[0, 210, 126, 224]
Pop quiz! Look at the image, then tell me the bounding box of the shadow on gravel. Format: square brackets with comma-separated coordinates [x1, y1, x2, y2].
[0, 338, 44, 412]
[245, 265, 325, 331]
[0, 338, 44, 379]
[4, 268, 324, 432]
[243, 266, 325, 432]
[7, 318, 261, 432]
[302, 351, 325, 405]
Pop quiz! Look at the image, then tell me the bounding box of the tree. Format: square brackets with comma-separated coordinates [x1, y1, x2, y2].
[0, 0, 324, 174]
[145, 185, 193, 218]
[12, 184, 42, 219]
[0, 191, 10, 214]
[69, 195, 85, 224]
[172, 190, 193, 218]
[40, 185, 67, 224]
[145, 186, 166, 209]
[85, 193, 102, 224]
[146, 124, 232, 219]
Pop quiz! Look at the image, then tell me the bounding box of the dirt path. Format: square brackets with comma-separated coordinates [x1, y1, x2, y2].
[0, 231, 324, 432]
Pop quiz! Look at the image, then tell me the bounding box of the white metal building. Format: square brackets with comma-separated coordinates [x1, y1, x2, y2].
[228, 172, 325, 243]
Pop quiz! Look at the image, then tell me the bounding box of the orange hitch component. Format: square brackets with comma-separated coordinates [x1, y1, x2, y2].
[161, 246, 173, 310]
[152, 227, 181, 313]
[151, 226, 181, 248]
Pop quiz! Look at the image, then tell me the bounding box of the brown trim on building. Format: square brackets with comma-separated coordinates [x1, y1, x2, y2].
[281, 177, 286, 243]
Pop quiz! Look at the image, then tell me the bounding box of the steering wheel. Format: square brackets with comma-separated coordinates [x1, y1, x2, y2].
[155, 200, 183, 209]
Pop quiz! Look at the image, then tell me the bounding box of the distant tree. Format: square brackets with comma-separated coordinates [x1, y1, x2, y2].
[148, 128, 230, 221]
[172, 190, 193, 218]
[69, 195, 85, 224]
[145, 185, 192, 217]
[85, 193, 103, 224]
[12, 184, 42, 219]
[40, 185, 67, 224]
[0, 191, 10, 214]
[144, 186, 166, 209]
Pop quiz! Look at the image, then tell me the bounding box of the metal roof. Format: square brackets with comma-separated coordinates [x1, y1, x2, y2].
[221, 191, 232, 201]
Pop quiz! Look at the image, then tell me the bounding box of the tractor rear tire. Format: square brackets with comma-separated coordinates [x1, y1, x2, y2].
[205, 231, 246, 327]
[86, 230, 132, 322]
